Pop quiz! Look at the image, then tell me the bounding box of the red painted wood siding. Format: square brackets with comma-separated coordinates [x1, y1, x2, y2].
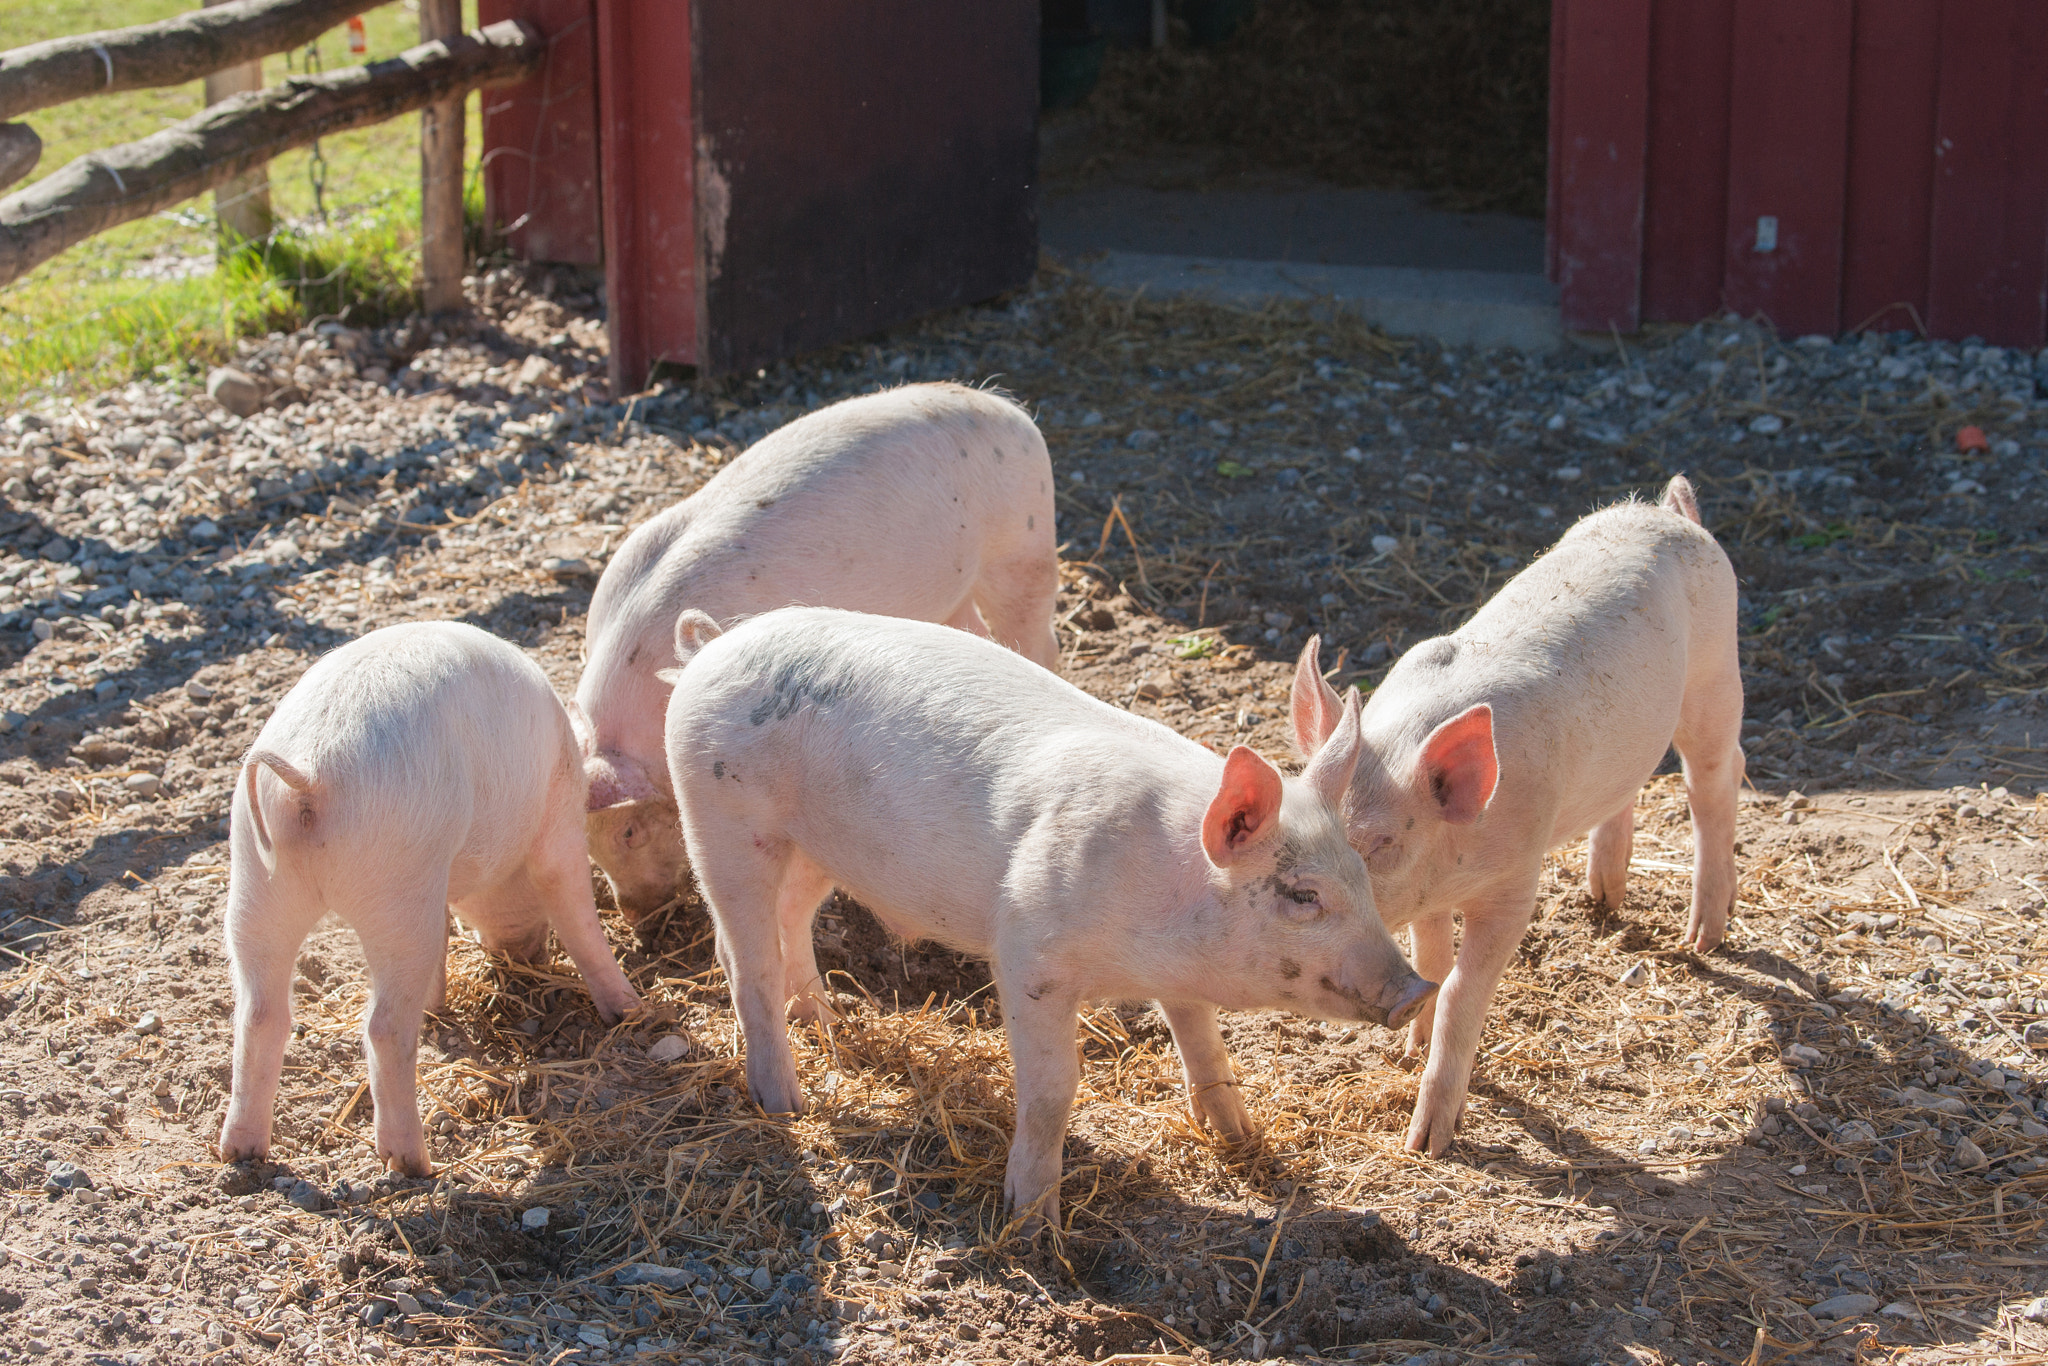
[1721, 0, 1854, 337]
[1641, 0, 1733, 323]
[478, 0, 602, 266]
[1550, 0, 1652, 332]
[594, 0, 700, 386]
[1839, 0, 1940, 335]
[1552, 0, 2048, 345]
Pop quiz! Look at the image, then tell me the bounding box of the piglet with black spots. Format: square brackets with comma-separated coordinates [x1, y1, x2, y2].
[218, 622, 640, 1177]
[664, 606, 1435, 1229]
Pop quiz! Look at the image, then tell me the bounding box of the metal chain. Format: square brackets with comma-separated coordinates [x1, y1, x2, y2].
[303, 38, 328, 223]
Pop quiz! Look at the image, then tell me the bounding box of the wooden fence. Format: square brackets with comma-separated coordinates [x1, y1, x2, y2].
[0, 0, 544, 300]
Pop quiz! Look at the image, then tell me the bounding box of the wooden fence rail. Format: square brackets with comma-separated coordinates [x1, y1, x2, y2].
[0, 0, 383, 123]
[0, 20, 541, 292]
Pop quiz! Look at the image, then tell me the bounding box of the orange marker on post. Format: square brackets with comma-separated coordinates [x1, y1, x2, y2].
[347, 15, 367, 55]
[1955, 425, 1990, 453]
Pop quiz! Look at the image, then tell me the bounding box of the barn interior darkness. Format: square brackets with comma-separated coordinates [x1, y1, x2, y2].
[1039, 0, 1553, 218]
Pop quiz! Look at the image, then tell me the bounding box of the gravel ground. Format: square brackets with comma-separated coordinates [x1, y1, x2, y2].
[0, 265, 2045, 1366]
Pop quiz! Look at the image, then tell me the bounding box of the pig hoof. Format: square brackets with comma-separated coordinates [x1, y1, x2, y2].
[747, 1079, 805, 1119]
[1191, 1083, 1253, 1141]
[595, 987, 642, 1024]
[786, 993, 841, 1025]
[380, 1149, 433, 1179]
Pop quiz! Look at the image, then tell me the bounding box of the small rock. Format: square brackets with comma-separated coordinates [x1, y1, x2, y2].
[1749, 414, 1785, 436]
[1952, 1136, 1989, 1171]
[388, 1291, 422, 1317]
[1881, 1301, 1924, 1322]
[185, 680, 216, 702]
[615, 1264, 696, 1291]
[37, 536, 71, 561]
[1370, 534, 1400, 556]
[1807, 1293, 1879, 1322]
[206, 367, 266, 418]
[2023, 1296, 2048, 1323]
[285, 1179, 325, 1213]
[645, 1035, 689, 1064]
[1783, 1043, 1825, 1068]
[1617, 960, 1650, 988]
[521, 1206, 550, 1231]
[123, 772, 160, 798]
[133, 1011, 163, 1036]
[1125, 428, 1160, 450]
[515, 355, 564, 389]
[189, 519, 221, 542]
[1833, 1119, 1878, 1146]
[749, 1264, 773, 1291]
[1550, 465, 1582, 482]
[42, 1161, 91, 1197]
[542, 557, 590, 581]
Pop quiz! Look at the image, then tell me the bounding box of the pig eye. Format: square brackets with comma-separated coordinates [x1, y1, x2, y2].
[620, 822, 644, 848]
[1277, 883, 1325, 918]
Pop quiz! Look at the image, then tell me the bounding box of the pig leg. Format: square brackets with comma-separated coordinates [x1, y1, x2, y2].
[1405, 875, 1538, 1157]
[1404, 913, 1458, 1055]
[356, 888, 449, 1176]
[219, 879, 323, 1164]
[973, 551, 1062, 670]
[995, 970, 1082, 1232]
[1586, 798, 1636, 909]
[776, 853, 839, 1024]
[694, 840, 805, 1116]
[1675, 686, 1744, 954]
[526, 819, 641, 1023]
[1159, 1000, 1251, 1139]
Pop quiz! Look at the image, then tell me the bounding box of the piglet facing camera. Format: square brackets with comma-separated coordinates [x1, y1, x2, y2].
[217, 622, 640, 1177]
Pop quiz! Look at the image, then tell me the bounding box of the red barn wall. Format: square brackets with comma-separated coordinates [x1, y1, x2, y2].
[1552, 0, 2048, 346]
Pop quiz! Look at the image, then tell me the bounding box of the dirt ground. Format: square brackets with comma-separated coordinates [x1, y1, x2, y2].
[1, 266, 2046, 1366]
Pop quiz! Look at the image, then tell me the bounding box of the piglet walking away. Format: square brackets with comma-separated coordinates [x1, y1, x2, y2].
[574, 382, 1060, 922]
[218, 622, 640, 1176]
[665, 607, 1434, 1228]
[1292, 476, 1742, 1156]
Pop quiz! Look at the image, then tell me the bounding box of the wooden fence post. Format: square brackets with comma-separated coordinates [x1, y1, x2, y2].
[202, 0, 273, 244]
[419, 0, 465, 311]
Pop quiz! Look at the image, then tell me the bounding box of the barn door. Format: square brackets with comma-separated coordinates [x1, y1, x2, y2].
[687, 1, 1040, 379]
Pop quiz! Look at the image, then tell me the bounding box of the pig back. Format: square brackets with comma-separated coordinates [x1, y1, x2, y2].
[579, 386, 1052, 759]
[668, 608, 1202, 955]
[1375, 502, 1726, 838]
[255, 622, 577, 876]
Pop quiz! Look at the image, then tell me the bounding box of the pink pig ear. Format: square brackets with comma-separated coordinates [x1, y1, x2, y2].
[1289, 635, 1344, 759]
[1202, 745, 1285, 868]
[586, 752, 659, 812]
[1415, 704, 1498, 826]
[1300, 684, 1363, 807]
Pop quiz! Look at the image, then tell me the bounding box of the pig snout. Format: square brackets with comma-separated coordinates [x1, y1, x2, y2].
[1322, 969, 1439, 1029]
[1377, 972, 1439, 1030]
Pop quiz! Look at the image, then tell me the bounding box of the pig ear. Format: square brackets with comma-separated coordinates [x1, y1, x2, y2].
[587, 752, 659, 812]
[565, 697, 594, 749]
[1202, 745, 1285, 868]
[1289, 635, 1345, 759]
[1300, 684, 1363, 807]
[1415, 704, 1498, 826]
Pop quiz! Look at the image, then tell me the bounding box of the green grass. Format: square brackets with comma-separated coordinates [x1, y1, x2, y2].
[0, 0, 486, 403]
